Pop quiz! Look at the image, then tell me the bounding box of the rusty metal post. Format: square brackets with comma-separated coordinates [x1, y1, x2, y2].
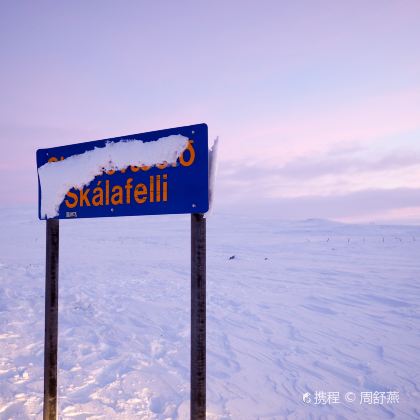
[43, 219, 59, 420]
[191, 213, 206, 419]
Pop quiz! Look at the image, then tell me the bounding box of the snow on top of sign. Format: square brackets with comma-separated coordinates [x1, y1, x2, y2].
[207, 136, 219, 217]
[38, 135, 189, 218]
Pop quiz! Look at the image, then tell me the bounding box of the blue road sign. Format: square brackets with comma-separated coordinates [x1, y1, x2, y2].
[37, 124, 209, 219]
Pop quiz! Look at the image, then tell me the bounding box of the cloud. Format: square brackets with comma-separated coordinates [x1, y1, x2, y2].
[219, 87, 420, 164]
[214, 187, 420, 223]
[219, 147, 420, 183]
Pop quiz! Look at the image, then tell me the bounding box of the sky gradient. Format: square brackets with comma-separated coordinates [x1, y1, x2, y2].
[1, 1, 420, 222]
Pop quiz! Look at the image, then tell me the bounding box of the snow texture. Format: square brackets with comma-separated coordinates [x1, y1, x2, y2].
[1, 208, 419, 419]
[38, 135, 189, 218]
[207, 137, 219, 216]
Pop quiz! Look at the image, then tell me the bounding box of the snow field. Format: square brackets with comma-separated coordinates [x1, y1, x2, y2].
[0, 208, 419, 419]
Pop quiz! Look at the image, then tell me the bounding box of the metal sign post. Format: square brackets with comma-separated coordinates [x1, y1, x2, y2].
[191, 213, 206, 419]
[37, 124, 210, 420]
[43, 219, 59, 420]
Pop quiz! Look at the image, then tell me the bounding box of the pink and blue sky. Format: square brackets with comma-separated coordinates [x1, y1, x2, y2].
[1, 1, 420, 222]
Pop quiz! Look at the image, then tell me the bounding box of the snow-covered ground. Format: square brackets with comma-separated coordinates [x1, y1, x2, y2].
[0, 207, 419, 419]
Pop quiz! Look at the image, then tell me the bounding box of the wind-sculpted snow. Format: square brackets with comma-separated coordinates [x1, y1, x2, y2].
[0, 209, 419, 419]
